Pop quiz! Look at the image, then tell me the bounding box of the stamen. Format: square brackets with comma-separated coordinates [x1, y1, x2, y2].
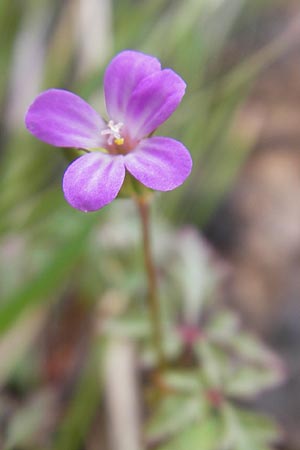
[101, 120, 124, 146]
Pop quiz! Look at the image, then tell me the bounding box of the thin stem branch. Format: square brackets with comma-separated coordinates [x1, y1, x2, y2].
[136, 196, 165, 370]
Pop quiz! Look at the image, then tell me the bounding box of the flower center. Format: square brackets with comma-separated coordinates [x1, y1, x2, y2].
[101, 120, 124, 146]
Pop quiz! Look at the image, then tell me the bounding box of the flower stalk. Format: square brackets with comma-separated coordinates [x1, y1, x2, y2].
[136, 196, 165, 370]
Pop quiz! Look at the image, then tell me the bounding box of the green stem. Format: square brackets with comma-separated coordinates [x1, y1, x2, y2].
[136, 196, 165, 370]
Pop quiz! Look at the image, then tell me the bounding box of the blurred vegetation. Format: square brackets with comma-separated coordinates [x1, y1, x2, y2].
[0, 0, 295, 449]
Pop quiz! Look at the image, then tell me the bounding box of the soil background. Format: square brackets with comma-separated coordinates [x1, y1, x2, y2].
[207, 1, 300, 448]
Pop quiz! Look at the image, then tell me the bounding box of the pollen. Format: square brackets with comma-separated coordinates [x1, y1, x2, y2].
[114, 137, 124, 146]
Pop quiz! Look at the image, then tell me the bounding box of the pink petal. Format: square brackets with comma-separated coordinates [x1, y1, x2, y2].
[104, 50, 161, 123]
[125, 69, 186, 141]
[25, 89, 105, 149]
[63, 152, 125, 212]
[124, 136, 192, 191]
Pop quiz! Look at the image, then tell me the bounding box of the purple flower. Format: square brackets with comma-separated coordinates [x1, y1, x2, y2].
[25, 50, 192, 212]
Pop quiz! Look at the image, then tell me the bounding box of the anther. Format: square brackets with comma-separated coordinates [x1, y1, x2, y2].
[101, 120, 124, 146]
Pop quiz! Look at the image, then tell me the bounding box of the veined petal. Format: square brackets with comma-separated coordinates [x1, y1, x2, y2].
[25, 89, 105, 149]
[104, 50, 161, 123]
[125, 69, 186, 141]
[124, 136, 192, 191]
[63, 152, 125, 212]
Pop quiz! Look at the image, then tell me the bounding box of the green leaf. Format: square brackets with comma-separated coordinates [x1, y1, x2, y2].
[3, 391, 53, 450]
[207, 309, 240, 342]
[237, 408, 280, 445]
[157, 417, 222, 450]
[0, 214, 99, 335]
[170, 228, 214, 319]
[52, 343, 104, 450]
[222, 404, 279, 450]
[146, 395, 200, 442]
[161, 370, 202, 394]
[230, 333, 282, 366]
[195, 341, 228, 388]
[226, 365, 283, 399]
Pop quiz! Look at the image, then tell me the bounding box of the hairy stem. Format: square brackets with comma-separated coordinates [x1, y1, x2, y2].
[136, 196, 165, 370]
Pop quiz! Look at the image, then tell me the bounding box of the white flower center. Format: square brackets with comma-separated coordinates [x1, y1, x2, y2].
[101, 120, 124, 146]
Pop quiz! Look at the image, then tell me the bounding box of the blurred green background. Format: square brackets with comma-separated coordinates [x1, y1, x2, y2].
[1, 0, 300, 449]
